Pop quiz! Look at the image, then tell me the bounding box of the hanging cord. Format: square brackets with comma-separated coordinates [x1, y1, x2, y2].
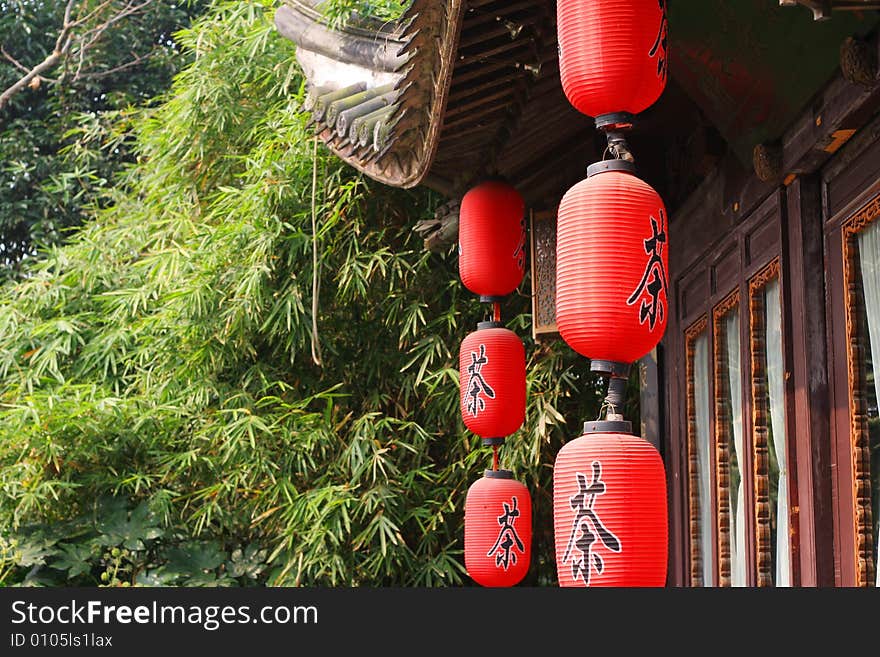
[493, 301, 501, 323]
[492, 444, 500, 471]
[310, 137, 323, 367]
[597, 376, 627, 421]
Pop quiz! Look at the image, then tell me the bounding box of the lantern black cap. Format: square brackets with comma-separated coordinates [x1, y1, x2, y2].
[595, 111, 634, 131]
[477, 320, 504, 331]
[479, 295, 506, 304]
[583, 420, 633, 435]
[482, 437, 505, 446]
[484, 469, 514, 479]
[587, 160, 636, 177]
[590, 360, 632, 378]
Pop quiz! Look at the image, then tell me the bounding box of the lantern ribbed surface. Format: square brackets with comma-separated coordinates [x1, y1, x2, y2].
[459, 181, 526, 297]
[553, 432, 667, 587]
[557, 0, 667, 119]
[459, 325, 526, 439]
[465, 471, 532, 587]
[556, 166, 668, 364]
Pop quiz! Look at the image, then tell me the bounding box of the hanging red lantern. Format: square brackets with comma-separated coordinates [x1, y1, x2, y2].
[557, 0, 668, 128]
[553, 421, 667, 587]
[556, 160, 668, 367]
[459, 180, 526, 298]
[465, 470, 532, 587]
[460, 322, 526, 441]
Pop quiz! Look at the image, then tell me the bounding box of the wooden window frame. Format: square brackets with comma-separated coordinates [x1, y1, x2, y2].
[713, 289, 741, 587]
[685, 316, 710, 586]
[748, 258, 799, 587]
[841, 194, 880, 587]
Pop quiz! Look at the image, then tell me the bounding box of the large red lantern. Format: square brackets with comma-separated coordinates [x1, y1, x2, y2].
[553, 421, 667, 587]
[557, 0, 668, 128]
[465, 470, 532, 587]
[460, 322, 526, 442]
[459, 180, 526, 298]
[556, 160, 668, 367]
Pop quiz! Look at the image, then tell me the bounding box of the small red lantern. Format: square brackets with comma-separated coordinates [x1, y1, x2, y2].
[460, 322, 526, 441]
[465, 470, 532, 587]
[459, 180, 526, 298]
[556, 161, 668, 366]
[553, 421, 667, 587]
[557, 0, 668, 127]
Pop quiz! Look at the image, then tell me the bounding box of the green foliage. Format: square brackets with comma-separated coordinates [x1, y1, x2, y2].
[0, 0, 613, 587]
[0, 0, 207, 274]
[319, 0, 410, 27]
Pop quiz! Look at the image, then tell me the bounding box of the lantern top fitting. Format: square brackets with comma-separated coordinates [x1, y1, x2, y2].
[587, 159, 636, 178]
[477, 320, 504, 331]
[582, 419, 634, 436]
[484, 469, 514, 479]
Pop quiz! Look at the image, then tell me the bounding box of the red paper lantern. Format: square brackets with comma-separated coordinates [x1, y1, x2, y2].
[553, 423, 667, 587]
[557, 0, 668, 126]
[459, 180, 526, 298]
[460, 322, 526, 440]
[465, 470, 532, 587]
[556, 160, 668, 365]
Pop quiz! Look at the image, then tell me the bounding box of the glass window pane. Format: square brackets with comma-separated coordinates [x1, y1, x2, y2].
[694, 332, 712, 586]
[764, 278, 790, 586]
[856, 221, 880, 586]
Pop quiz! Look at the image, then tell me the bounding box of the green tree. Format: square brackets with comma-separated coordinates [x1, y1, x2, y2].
[0, 0, 206, 275]
[0, 0, 613, 587]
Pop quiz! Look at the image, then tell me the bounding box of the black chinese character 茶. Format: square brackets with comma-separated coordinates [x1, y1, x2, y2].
[648, 0, 669, 82]
[561, 461, 621, 586]
[626, 209, 668, 331]
[513, 215, 526, 272]
[487, 496, 525, 570]
[466, 344, 495, 417]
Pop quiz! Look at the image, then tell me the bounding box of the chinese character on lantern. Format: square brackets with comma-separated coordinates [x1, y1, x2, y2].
[561, 461, 622, 585]
[627, 209, 668, 331]
[487, 496, 525, 570]
[465, 344, 496, 417]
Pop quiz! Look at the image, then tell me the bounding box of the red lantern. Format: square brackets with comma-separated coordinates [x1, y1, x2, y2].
[460, 322, 526, 441]
[556, 160, 668, 365]
[465, 470, 532, 587]
[553, 422, 667, 587]
[557, 0, 668, 126]
[459, 181, 526, 298]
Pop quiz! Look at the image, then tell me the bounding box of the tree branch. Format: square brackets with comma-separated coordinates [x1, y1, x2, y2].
[79, 49, 155, 81]
[0, 0, 159, 111]
[0, 0, 78, 110]
[1, 46, 31, 74]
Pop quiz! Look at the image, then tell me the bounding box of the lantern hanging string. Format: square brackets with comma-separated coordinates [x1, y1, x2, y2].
[310, 136, 323, 367]
[493, 301, 501, 323]
[492, 445, 499, 471]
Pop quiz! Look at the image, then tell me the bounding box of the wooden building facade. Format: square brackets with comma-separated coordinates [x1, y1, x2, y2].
[276, 0, 880, 586]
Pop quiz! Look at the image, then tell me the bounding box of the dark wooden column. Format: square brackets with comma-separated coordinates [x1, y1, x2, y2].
[783, 175, 835, 586]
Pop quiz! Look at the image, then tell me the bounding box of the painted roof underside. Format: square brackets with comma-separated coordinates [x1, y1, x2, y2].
[277, 0, 880, 208]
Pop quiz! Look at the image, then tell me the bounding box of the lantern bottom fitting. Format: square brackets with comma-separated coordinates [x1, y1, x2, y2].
[482, 437, 505, 447]
[595, 112, 634, 132]
[479, 295, 506, 304]
[590, 360, 632, 379]
[583, 419, 633, 435]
